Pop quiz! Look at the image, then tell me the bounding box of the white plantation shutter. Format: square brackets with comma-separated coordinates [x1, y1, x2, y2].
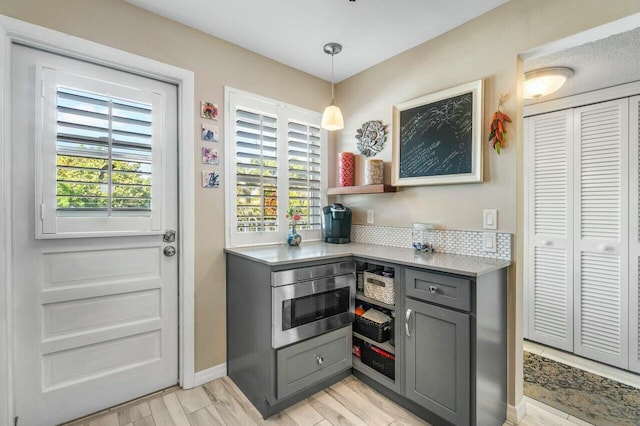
[287, 120, 322, 230]
[234, 107, 279, 233]
[573, 99, 629, 368]
[628, 95, 640, 373]
[524, 110, 574, 350]
[38, 67, 164, 238]
[226, 89, 326, 247]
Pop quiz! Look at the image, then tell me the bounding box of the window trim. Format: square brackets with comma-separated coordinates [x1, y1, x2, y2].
[224, 87, 327, 248]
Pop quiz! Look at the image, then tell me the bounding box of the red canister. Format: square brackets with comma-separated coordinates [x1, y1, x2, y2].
[338, 152, 355, 187]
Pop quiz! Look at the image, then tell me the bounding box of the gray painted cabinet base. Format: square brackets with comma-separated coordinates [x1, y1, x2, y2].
[405, 298, 470, 425]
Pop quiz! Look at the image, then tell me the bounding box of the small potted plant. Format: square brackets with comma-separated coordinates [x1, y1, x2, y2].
[285, 206, 302, 246]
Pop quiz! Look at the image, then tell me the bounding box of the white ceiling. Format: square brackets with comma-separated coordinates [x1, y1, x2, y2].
[524, 26, 640, 104]
[124, 0, 509, 82]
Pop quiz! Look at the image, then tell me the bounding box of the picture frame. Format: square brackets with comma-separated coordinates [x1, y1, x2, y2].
[391, 79, 483, 186]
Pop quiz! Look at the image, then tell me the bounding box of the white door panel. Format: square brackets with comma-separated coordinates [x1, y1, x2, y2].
[630, 95, 640, 373]
[11, 44, 178, 425]
[524, 110, 574, 351]
[573, 99, 629, 368]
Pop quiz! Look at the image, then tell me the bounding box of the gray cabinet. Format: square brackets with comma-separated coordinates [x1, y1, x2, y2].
[405, 297, 470, 426]
[277, 326, 352, 399]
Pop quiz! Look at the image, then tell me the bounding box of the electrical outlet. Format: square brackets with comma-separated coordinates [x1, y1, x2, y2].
[482, 232, 497, 253]
[367, 209, 374, 224]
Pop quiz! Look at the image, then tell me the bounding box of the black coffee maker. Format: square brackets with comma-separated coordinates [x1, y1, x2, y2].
[322, 203, 352, 244]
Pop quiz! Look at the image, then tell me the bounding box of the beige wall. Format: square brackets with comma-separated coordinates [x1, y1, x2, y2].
[332, 0, 640, 407]
[0, 0, 329, 372]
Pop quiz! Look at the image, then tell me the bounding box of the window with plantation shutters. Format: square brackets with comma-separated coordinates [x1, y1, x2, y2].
[287, 121, 322, 230]
[37, 67, 164, 237]
[226, 89, 326, 247]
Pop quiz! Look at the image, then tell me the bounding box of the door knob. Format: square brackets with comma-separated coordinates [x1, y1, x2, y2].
[164, 246, 177, 257]
[163, 230, 176, 243]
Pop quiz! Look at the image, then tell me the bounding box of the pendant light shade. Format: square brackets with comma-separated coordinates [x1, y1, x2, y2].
[524, 67, 573, 99]
[321, 42, 344, 131]
[321, 104, 344, 131]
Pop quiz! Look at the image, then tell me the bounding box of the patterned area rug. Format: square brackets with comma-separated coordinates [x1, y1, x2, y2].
[524, 352, 640, 426]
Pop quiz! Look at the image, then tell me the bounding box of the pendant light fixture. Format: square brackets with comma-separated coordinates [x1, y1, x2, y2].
[321, 42, 345, 131]
[524, 67, 573, 99]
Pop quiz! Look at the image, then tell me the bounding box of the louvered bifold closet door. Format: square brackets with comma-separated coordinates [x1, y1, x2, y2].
[629, 95, 640, 373]
[574, 99, 629, 368]
[524, 110, 574, 351]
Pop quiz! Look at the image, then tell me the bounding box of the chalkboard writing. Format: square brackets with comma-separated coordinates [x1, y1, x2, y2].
[399, 91, 473, 178]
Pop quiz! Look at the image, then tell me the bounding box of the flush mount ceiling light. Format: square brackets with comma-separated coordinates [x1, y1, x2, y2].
[523, 67, 574, 99]
[321, 42, 345, 131]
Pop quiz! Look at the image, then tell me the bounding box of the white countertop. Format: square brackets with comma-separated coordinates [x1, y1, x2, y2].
[224, 241, 510, 277]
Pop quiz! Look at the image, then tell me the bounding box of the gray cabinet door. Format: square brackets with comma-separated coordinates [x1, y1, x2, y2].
[404, 298, 470, 426]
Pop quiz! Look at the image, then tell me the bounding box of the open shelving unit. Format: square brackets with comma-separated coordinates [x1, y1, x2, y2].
[327, 184, 396, 195]
[353, 261, 398, 391]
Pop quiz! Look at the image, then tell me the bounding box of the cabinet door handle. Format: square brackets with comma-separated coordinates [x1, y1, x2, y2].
[316, 355, 324, 365]
[429, 285, 438, 294]
[405, 309, 412, 337]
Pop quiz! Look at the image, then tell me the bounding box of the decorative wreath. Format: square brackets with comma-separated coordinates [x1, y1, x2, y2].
[355, 120, 387, 157]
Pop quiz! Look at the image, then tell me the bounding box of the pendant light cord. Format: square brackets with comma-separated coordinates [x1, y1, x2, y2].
[331, 52, 335, 104]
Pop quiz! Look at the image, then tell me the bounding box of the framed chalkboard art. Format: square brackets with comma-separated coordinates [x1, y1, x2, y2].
[392, 80, 483, 186]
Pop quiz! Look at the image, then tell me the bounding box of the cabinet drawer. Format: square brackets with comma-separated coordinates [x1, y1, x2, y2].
[276, 326, 352, 400]
[406, 269, 471, 311]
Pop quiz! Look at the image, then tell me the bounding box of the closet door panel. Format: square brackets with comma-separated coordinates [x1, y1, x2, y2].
[630, 95, 640, 374]
[524, 110, 574, 350]
[574, 99, 629, 368]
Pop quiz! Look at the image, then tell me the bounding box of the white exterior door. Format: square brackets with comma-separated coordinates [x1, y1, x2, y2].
[629, 95, 640, 373]
[524, 109, 574, 351]
[11, 44, 179, 425]
[573, 99, 629, 368]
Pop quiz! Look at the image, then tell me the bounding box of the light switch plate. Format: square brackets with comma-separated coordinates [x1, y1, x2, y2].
[482, 232, 497, 253]
[483, 209, 497, 230]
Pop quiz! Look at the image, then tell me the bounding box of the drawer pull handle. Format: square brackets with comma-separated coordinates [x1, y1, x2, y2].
[429, 285, 439, 294]
[405, 309, 412, 337]
[316, 355, 324, 365]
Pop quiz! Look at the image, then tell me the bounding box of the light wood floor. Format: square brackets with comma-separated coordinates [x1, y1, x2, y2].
[64, 375, 586, 426]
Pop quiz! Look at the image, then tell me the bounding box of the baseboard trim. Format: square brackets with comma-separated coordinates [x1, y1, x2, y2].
[506, 398, 527, 424]
[193, 363, 227, 387]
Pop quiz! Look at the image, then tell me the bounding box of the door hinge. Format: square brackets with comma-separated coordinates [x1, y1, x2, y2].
[40, 202, 45, 221]
[40, 79, 45, 98]
[14, 415, 18, 426]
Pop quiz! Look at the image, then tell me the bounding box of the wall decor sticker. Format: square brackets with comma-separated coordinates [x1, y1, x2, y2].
[201, 123, 219, 142]
[202, 170, 220, 188]
[202, 147, 219, 165]
[200, 101, 219, 120]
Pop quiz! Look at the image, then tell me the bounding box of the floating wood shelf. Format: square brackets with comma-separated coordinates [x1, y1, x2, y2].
[327, 184, 396, 195]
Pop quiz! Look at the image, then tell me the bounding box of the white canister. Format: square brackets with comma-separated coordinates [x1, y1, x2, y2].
[364, 159, 384, 185]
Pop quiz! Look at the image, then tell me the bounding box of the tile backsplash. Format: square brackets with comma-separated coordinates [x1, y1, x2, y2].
[351, 224, 512, 261]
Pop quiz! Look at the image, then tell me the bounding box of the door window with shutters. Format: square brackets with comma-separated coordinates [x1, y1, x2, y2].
[36, 66, 166, 238]
[225, 89, 326, 247]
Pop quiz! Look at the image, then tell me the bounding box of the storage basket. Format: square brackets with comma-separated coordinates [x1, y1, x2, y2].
[361, 343, 395, 380]
[363, 271, 395, 305]
[354, 315, 391, 343]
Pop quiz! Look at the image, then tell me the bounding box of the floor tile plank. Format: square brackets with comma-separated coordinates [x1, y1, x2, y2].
[204, 379, 259, 425]
[282, 399, 324, 426]
[343, 378, 429, 426]
[175, 386, 212, 414]
[326, 381, 393, 426]
[305, 390, 368, 426]
[117, 401, 152, 425]
[148, 393, 190, 426]
[221, 377, 264, 422]
[88, 413, 120, 426]
[132, 416, 156, 426]
[186, 407, 225, 426]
